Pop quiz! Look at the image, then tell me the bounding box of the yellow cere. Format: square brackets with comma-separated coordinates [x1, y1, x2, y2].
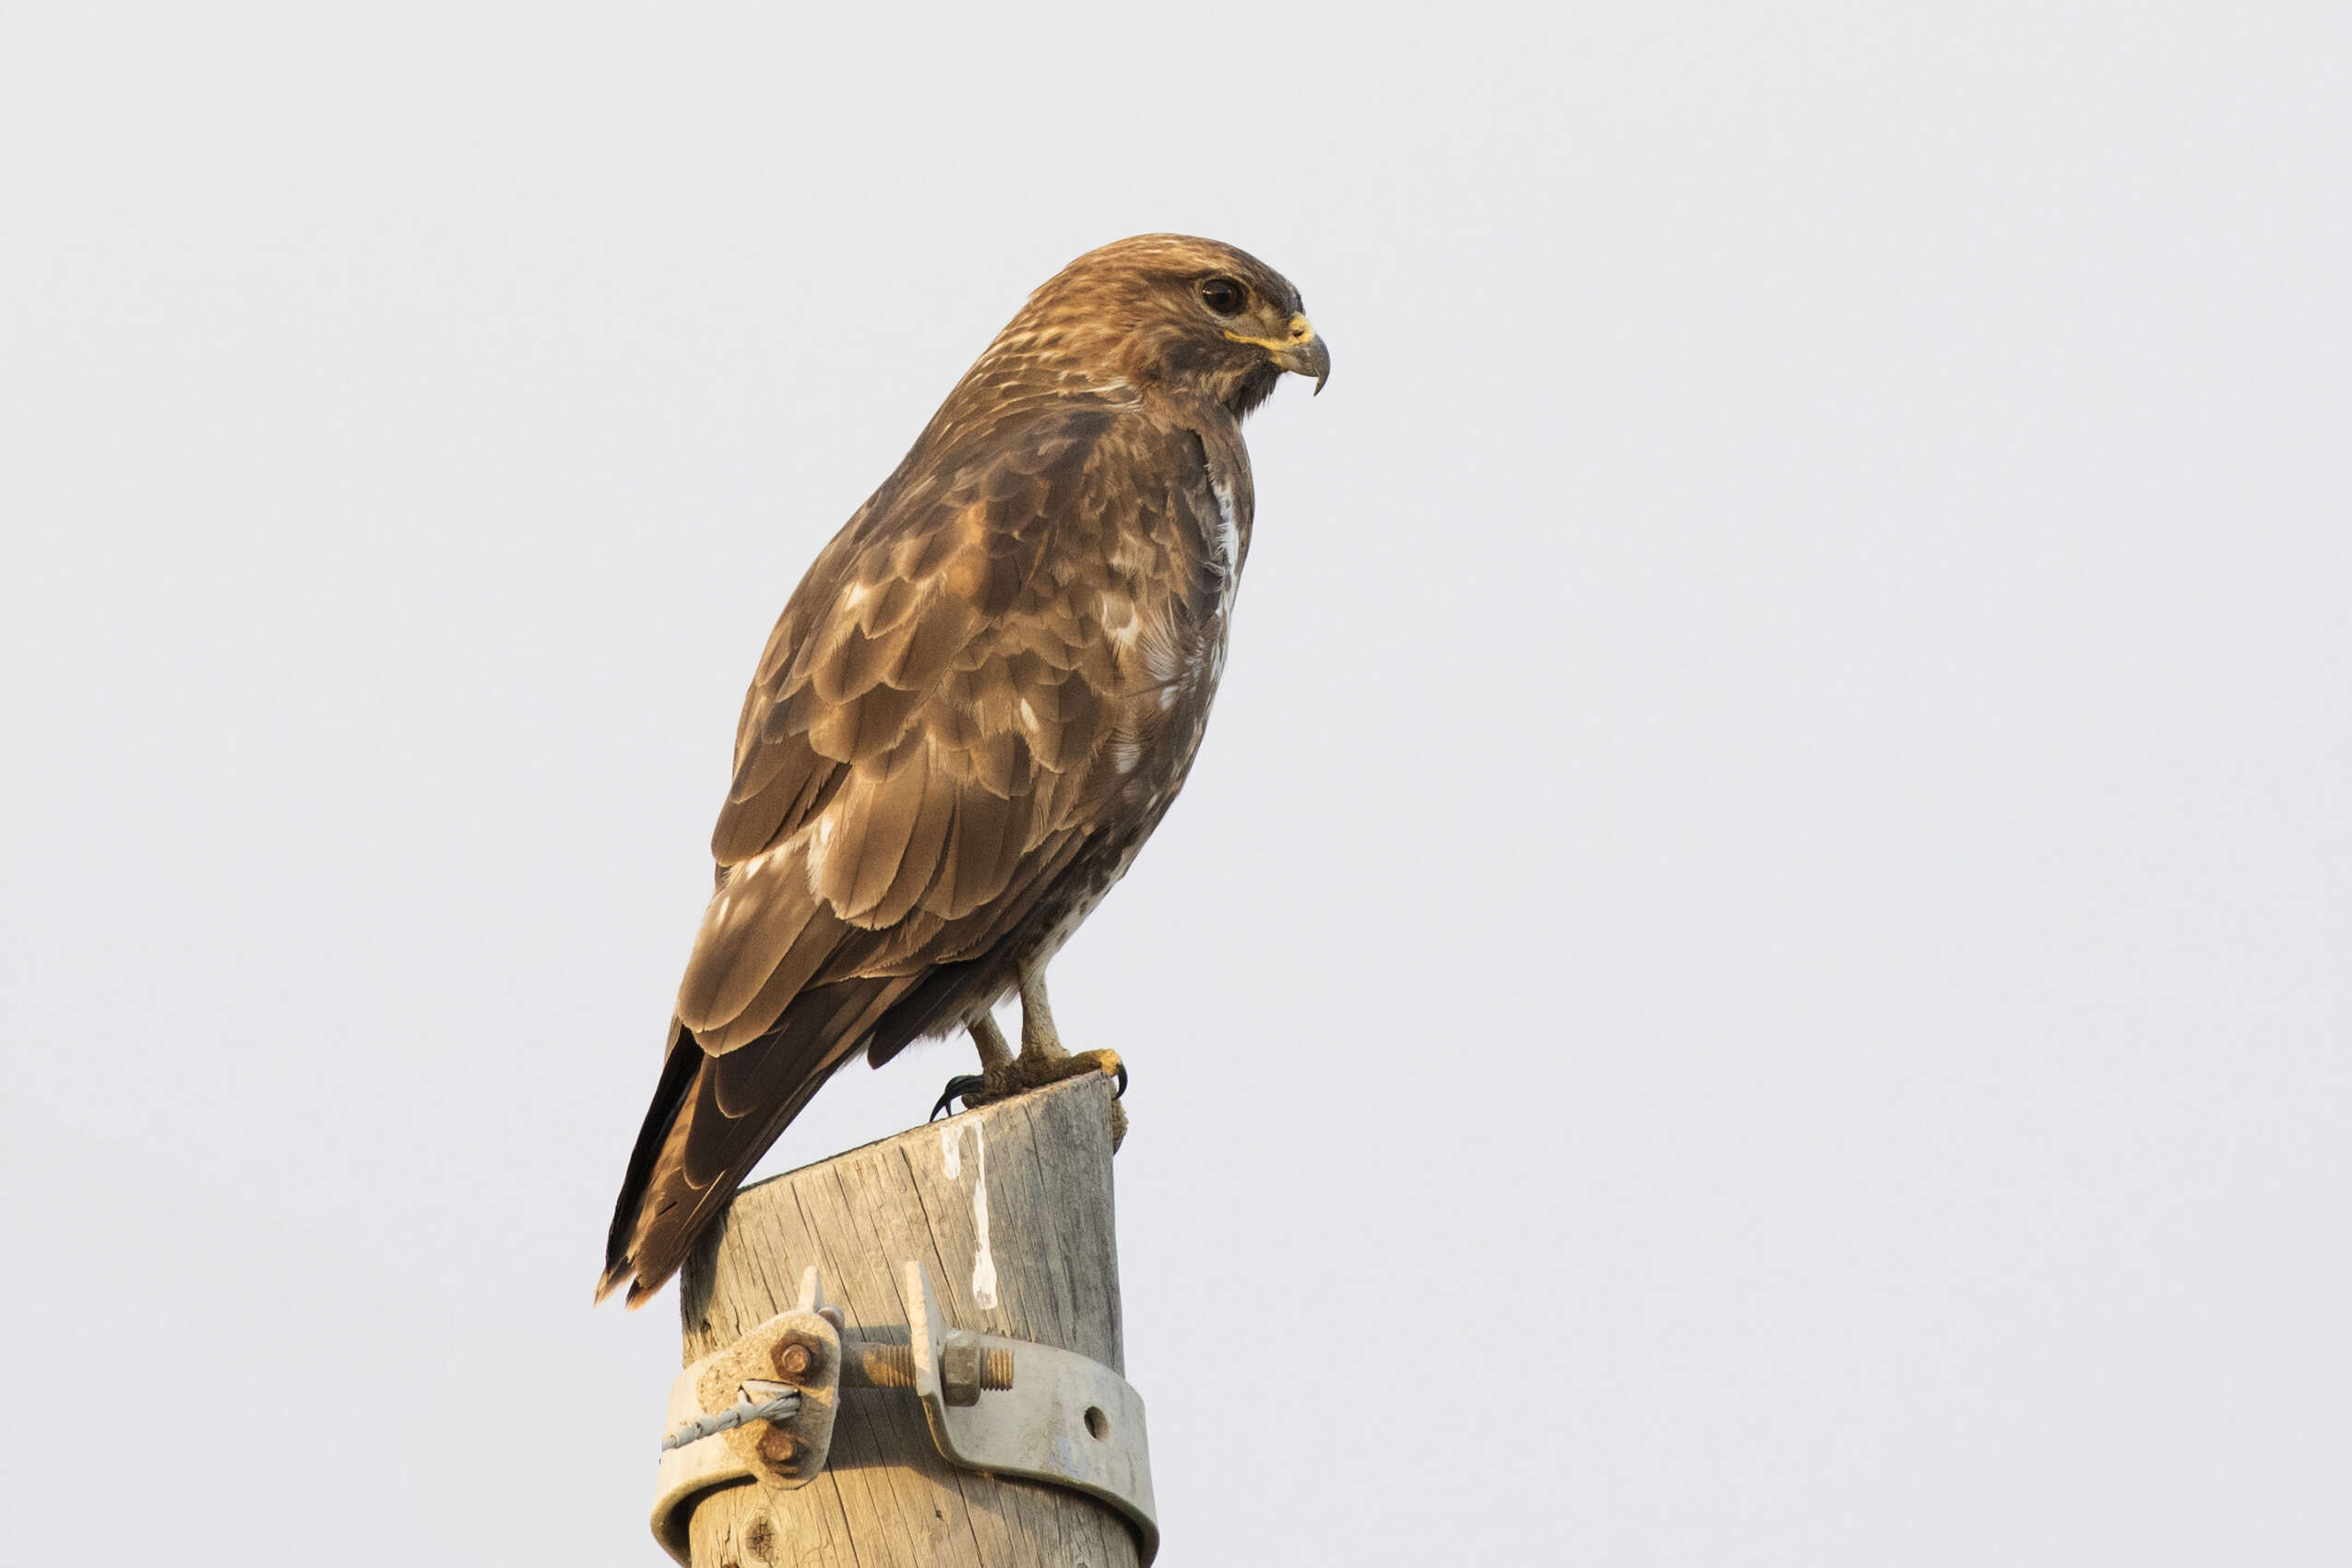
[1222, 315, 1317, 352]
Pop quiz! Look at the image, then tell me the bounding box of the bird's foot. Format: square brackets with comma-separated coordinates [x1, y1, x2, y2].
[1028, 1047, 1126, 1099]
[927, 1050, 1128, 1148]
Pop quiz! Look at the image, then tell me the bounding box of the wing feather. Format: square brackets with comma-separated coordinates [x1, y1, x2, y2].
[865, 746, 959, 927]
[675, 851, 849, 1043]
[821, 734, 932, 921]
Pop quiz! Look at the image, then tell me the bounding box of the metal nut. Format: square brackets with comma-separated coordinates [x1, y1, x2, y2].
[931, 1330, 1016, 1405]
[773, 1341, 814, 1379]
[941, 1330, 982, 1407]
[758, 1428, 800, 1466]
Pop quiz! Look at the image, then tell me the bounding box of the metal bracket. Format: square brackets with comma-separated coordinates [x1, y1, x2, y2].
[902, 1261, 1158, 1560]
[651, 1265, 843, 1562]
[651, 1262, 1157, 1566]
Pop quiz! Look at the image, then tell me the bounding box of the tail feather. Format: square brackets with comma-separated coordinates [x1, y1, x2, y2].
[596, 979, 911, 1307]
[596, 1019, 704, 1303]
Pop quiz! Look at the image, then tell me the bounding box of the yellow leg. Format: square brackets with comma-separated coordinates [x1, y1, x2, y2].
[1017, 966, 1063, 1061]
[931, 970, 1127, 1148]
[969, 1012, 1015, 1074]
[1016, 967, 1126, 1148]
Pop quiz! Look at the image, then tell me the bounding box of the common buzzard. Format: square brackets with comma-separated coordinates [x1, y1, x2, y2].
[600, 235, 1327, 1304]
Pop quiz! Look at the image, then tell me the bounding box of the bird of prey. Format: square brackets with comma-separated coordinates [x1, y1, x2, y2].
[599, 235, 1327, 1306]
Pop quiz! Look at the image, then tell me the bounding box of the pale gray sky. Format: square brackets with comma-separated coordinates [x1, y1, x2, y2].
[5, 4, 2347, 1562]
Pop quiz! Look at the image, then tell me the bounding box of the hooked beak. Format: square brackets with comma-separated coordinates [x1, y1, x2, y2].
[1227, 314, 1331, 395]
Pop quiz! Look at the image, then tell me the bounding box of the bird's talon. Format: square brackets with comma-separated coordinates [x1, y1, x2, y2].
[1112, 1060, 1129, 1099]
[931, 1074, 986, 1122]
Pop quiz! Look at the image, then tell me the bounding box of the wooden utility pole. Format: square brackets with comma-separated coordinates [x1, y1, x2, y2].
[662, 1072, 1145, 1568]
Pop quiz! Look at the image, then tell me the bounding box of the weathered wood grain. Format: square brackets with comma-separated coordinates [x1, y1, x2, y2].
[677, 1072, 1140, 1568]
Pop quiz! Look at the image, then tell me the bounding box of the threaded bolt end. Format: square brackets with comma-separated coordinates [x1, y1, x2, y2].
[844, 1341, 918, 1388]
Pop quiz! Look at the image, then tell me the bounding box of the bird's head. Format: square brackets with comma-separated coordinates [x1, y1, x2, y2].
[1004, 234, 1329, 417]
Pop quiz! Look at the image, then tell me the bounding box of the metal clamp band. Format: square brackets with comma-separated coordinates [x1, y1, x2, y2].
[651, 1263, 1158, 1565]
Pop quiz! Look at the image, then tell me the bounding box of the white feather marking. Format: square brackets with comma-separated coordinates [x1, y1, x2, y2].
[1210, 475, 1242, 577]
[802, 815, 836, 887]
[1100, 591, 1139, 649]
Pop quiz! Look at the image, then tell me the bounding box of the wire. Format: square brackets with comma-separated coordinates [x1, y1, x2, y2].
[661, 1388, 803, 1452]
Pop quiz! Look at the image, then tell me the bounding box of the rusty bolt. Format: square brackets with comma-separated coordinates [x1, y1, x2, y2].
[843, 1341, 917, 1388]
[757, 1428, 800, 1467]
[837, 1336, 1009, 1394]
[773, 1341, 814, 1379]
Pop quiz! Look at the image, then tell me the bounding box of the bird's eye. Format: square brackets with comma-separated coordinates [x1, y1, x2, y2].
[1198, 277, 1246, 315]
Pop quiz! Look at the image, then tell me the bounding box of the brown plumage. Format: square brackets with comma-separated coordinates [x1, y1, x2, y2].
[599, 235, 1328, 1305]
